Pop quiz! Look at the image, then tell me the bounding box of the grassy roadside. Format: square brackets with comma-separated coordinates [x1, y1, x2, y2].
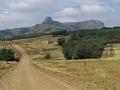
[0, 61, 17, 79]
[32, 60, 120, 90]
[13, 35, 120, 90]
[0, 42, 19, 79]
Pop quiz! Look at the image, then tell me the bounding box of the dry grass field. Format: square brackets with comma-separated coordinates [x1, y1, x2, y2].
[13, 35, 64, 60]
[0, 42, 18, 79]
[33, 60, 120, 90]
[0, 61, 17, 79]
[13, 35, 120, 90]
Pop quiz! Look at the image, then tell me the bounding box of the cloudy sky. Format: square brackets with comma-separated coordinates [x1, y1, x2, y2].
[0, 0, 120, 29]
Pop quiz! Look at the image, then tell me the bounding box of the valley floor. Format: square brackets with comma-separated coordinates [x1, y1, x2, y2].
[32, 43, 120, 90]
[0, 45, 76, 90]
[10, 36, 120, 90]
[1, 36, 120, 90]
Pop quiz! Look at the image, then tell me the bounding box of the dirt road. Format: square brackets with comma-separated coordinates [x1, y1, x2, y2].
[0, 45, 75, 90]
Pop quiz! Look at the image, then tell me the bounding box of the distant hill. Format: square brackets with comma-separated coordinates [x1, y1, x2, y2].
[0, 17, 105, 39]
[64, 20, 105, 30]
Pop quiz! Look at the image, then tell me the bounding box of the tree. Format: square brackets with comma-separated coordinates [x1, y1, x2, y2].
[61, 29, 120, 60]
[0, 48, 15, 61]
[62, 39, 104, 60]
[44, 52, 51, 59]
[58, 38, 65, 46]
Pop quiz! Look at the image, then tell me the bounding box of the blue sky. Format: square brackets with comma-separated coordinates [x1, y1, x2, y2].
[0, 0, 120, 29]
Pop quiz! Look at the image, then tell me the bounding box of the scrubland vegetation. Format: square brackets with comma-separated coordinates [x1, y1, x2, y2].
[0, 42, 18, 79]
[32, 41, 120, 90]
[61, 29, 120, 59]
[0, 61, 17, 79]
[0, 27, 119, 90]
[12, 30, 120, 90]
[0, 48, 15, 62]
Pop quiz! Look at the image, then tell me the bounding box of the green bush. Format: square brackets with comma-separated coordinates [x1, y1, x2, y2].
[44, 52, 51, 59]
[62, 40, 104, 60]
[0, 48, 16, 61]
[58, 38, 65, 46]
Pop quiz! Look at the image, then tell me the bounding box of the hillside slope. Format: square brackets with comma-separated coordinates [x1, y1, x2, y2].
[0, 17, 105, 39]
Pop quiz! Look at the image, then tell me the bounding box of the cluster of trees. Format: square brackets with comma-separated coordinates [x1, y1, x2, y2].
[59, 29, 120, 60]
[50, 30, 68, 36]
[0, 48, 19, 62]
[62, 40, 104, 59]
[57, 38, 65, 46]
[0, 33, 47, 41]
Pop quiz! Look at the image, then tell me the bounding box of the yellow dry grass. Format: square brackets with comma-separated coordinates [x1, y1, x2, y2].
[13, 35, 120, 90]
[13, 35, 64, 60]
[33, 60, 120, 90]
[0, 61, 17, 79]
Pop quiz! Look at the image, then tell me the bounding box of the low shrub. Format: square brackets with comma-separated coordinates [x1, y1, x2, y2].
[0, 48, 18, 62]
[44, 52, 51, 59]
[58, 38, 65, 46]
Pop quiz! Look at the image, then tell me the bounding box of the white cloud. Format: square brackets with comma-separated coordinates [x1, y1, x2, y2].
[68, 0, 105, 4]
[0, 0, 59, 29]
[0, 10, 34, 24]
[10, 0, 56, 12]
[0, 0, 119, 29]
[0, 11, 13, 22]
[0, 14, 10, 22]
[57, 7, 80, 16]
[81, 4, 106, 14]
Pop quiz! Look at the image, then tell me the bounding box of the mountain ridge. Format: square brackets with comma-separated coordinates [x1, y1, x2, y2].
[0, 17, 105, 39]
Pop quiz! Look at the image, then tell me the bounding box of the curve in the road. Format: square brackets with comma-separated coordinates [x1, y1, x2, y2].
[0, 45, 76, 90]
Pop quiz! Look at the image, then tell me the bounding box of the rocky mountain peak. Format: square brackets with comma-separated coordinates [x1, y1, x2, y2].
[42, 17, 53, 24]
